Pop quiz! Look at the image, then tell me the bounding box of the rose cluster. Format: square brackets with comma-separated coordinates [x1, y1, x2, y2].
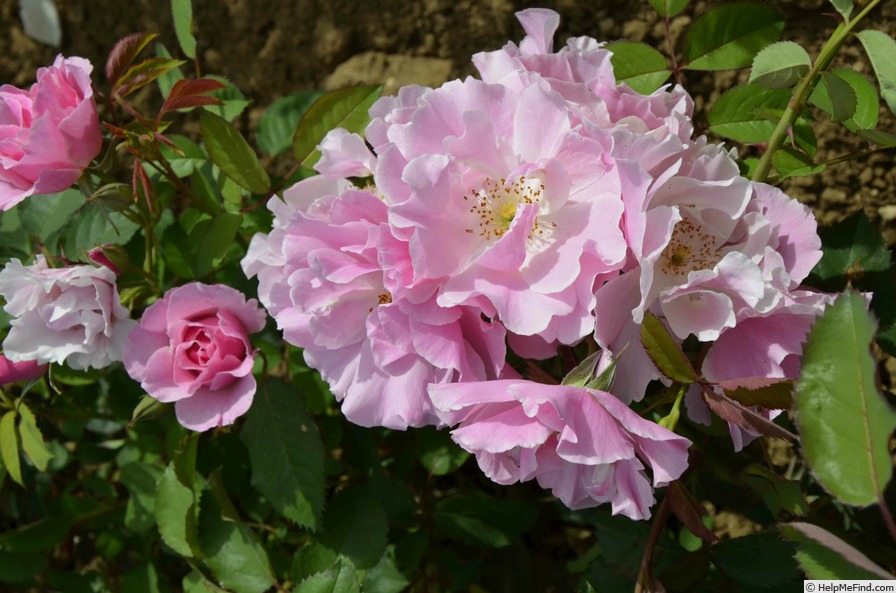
[242, 9, 825, 518]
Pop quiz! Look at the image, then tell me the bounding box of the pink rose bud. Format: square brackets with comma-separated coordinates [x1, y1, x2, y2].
[0, 355, 47, 384]
[88, 245, 122, 274]
[0, 55, 103, 210]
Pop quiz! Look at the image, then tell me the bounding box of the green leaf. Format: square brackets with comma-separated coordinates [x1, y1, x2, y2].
[155, 44, 185, 98]
[819, 71, 857, 122]
[189, 211, 243, 277]
[294, 559, 360, 593]
[780, 522, 895, 580]
[708, 84, 791, 143]
[416, 426, 469, 475]
[159, 134, 207, 177]
[857, 29, 896, 114]
[362, 551, 410, 593]
[320, 485, 388, 569]
[810, 211, 892, 289]
[121, 562, 163, 593]
[434, 492, 538, 548]
[17, 189, 85, 242]
[240, 378, 325, 530]
[742, 465, 808, 516]
[561, 351, 601, 387]
[121, 462, 164, 533]
[0, 551, 46, 583]
[811, 69, 877, 130]
[641, 311, 697, 384]
[795, 290, 896, 506]
[0, 411, 21, 486]
[749, 41, 811, 88]
[648, 0, 689, 17]
[203, 76, 251, 122]
[0, 516, 72, 552]
[711, 532, 801, 589]
[828, 0, 853, 19]
[115, 56, 187, 97]
[772, 148, 825, 180]
[17, 404, 52, 471]
[130, 394, 170, 425]
[257, 90, 326, 157]
[63, 205, 141, 256]
[858, 129, 896, 148]
[171, 0, 197, 59]
[200, 110, 270, 194]
[292, 85, 382, 169]
[198, 491, 274, 593]
[684, 3, 784, 71]
[155, 436, 202, 559]
[605, 42, 671, 94]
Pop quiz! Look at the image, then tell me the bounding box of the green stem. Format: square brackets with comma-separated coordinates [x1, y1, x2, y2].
[751, 0, 882, 183]
[659, 384, 686, 432]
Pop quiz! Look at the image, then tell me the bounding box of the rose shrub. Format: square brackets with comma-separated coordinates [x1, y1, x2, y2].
[0, 55, 102, 210]
[123, 283, 267, 432]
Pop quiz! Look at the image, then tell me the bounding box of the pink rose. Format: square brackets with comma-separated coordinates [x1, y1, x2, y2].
[124, 283, 267, 432]
[0, 55, 102, 210]
[0, 255, 136, 370]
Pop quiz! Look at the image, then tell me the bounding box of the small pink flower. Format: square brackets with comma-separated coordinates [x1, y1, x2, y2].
[0, 355, 46, 384]
[0, 255, 135, 370]
[124, 283, 266, 432]
[0, 55, 102, 210]
[430, 380, 691, 519]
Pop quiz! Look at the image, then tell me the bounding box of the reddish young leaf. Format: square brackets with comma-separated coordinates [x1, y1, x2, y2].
[153, 132, 182, 154]
[132, 160, 153, 214]
[105, 32, 158, 86]
[717, 378, 794, 409]
[114, 57, 186, 98]
[161, 95, 223, 114]
[702, 387, 796, 441]
[667, 481, 719, 544]
[169, 78, 227, 99]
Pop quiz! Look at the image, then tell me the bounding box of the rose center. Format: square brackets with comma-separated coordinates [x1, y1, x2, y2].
[464, 176, 549, 241]
[659, 217, 723, 281]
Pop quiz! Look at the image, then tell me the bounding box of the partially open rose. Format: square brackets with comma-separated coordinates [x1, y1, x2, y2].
[124, 283, 267, 432]
[0, 55, 102, 210]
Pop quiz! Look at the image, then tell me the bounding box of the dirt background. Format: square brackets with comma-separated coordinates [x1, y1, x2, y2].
[1, 0, 894, 233]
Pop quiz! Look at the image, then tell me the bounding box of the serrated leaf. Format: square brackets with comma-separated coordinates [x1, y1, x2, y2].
[17, 188, 85, 242]
[648, 0, 689, 18]
[434, 492, 537, 548]
[0, 411, 22, 486]
[702, 388, 796, 440]
[159, 134, 207, 177]
[857, 29, 896, 114]
[62, 204, 140, 256]
[793, 117, 818, 157]
[749, 41, 811, 88]
[198, 492, 274, 593]
[17, 404, 52, 472]
[293, 85, 382, 169]
[294, 559, 360, 593]
[321, 485, 388, 569]
[718, 378, 793, 409]
[416, 426, 469, 475]
[203, 77, 251, 122]
[811, 69, 877, 130]
[106, 32, 158, 86]
[257, 90, 326, 157]
[666, 482, 719, 543]
[780, 522, 894, 580]
[858, 129, 896, 148]
[708, 84, 791, 143]
[684, 3, 784, 71]
[641, 311, 697, 383]
[0, 516, 72, 552]
[240, 378, 325, 530]
[810, 210, 892, 289]
[161, 79, 225, 116]
[130, 394, 170, 425]
[606, 41, 671, 94]
[171, 0, 196, 59]
[155, 435, 201, 557]
[794, 290, 896, 506]
[121, 462, 163, 533]
[200, 110, 269, 194]
[829, 0, 853, 19]
[820, 71, 857, 122]
[363, 551, 410, 593]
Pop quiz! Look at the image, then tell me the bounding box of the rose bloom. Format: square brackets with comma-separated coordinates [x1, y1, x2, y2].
[124, 283, 266, 432]
[0, 255, 136, 370]
[430, 379, 691, 519]
[0, 55, 102, 210]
